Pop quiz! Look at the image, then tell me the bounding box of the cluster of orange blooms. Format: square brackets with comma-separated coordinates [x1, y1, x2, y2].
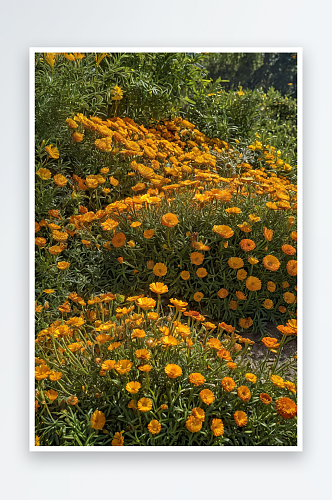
[35, 287, 297, 445]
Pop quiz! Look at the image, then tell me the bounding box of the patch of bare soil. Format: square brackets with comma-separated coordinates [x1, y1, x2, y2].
[238, 322, 297, 379]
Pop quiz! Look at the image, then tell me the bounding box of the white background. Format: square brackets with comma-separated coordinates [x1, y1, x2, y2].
[1, 1, 330, 498]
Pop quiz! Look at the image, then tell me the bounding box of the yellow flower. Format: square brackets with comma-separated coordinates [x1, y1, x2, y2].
[110, 85, 123, 101]
[36, 168, 52, 180]
[53, 174, 68, 187]
[112, 431, 124, 446]
[45, 144, 59, 159]
[90, 410, 106, 430]
[263, 299, 274, 309]
[222, 377, 236, 392]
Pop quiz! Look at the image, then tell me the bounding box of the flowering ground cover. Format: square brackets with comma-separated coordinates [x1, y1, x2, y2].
[34, 52, 298, 447]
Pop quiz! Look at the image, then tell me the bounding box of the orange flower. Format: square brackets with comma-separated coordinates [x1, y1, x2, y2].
[261, 337, 280, 349]
[217, 349, 232, 361]
[114, 359, 133, 375]
[112, 431, 124, 446]
[263, 227, 273, 241]
[35, 365, 51, 380]
[246, 276, 261, 291]
[53, 174, 68, 187]
[138, 364, 152, 372]
[67, 396, 79, 405]
[239, 239, 256, 252]
[45, 144, 59, 159]
[227, 362, 237, 369]
[237, 385, 251, 401]
[217, 288, 228, 298]
[148, 420, 161, 434]
[109, 176, 119, 186]
[126, 381, 141, 394]
[263, 299, 274, 309]
[225, 207, 241, 214]
[245, 373, 257, 383]
[211, 418, 224, 436]
[286, 260, 297, 276]
[271, 375, 285, 388]
[218, 322, 235, 333]
[239, 317, 253, 329]
[276, 397, 297, 419]
[44, 389, 58, 402]
[169, 298, 188, 311]
[149, 282, 168, 294]
[236, 291, 247, 300]
[267, 281, 276, 292]
[237, 222, 252, 233]
[234, 411, 247, 427]
[212, 225, 234, 238]
[283, 292, 296, 304]
[193, 292, 204, 302]
[165, 364, 182, 378]
[290, 231, 297, 241]
[188, 373, 205, 386]
[196, 267, 208, 278]
[90, 410, 106, 430]
[229, 300, 237, 310]
[263, 255, 281, 271]
[101, 360, 116, 371]
[136, 297, 156, 310]
[72, 132, 84, 142]
[222, 377, 236, 392]
[152, 262, 167, 277]
[260, 393, 272, 405]
[237, 269, 247, 280]
[180, 270, 190, 280]
[248, 256, 259, 265]
[161, 213, 179, 227]
[144, 229, 155, 239]
[137, 397, 153, 412]
[186, 415, 203, 433]
[57, 261, 70, 270]
[207, 338, 222, 350]
[228, 257, 244, 269]
[35, 237, 47, 247]
[49, 371, 62, 381]
[279, 305, 287, 313]
[117, 257, 124, 264]
[36, 168, 52, 180]
[190, 252, 204, 265]
[199, 389, 215, 405]
[282, 244, 296, 255]
[111, 232, 126, 248]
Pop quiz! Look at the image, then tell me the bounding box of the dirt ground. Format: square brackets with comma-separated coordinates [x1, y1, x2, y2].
[238, 322, 297, 379]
